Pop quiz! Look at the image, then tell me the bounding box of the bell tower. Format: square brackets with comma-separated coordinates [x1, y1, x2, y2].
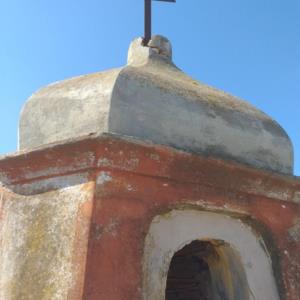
[0, 35, 299, 300]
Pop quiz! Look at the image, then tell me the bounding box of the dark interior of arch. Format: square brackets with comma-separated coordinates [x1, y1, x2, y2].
[165, 240, 214, 300]
[165, 240, 250, 300]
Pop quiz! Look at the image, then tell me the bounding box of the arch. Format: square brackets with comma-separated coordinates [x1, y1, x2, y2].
[143, 210, 279, 300]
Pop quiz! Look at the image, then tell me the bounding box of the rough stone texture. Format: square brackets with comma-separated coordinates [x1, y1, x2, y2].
[19, 36, 293, 175]
[0, 135, 300, 299]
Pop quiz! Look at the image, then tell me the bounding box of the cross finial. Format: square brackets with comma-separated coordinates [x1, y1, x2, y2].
[143, 0, 176, 46]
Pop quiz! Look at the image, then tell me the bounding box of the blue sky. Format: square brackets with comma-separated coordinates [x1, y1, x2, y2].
[0, 0, 299, 175]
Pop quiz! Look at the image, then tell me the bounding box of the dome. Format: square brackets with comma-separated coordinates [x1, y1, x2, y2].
[19, 35, 293, 174]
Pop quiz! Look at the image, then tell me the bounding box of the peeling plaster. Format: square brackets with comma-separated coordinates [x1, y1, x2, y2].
[97, 172, 112, 185]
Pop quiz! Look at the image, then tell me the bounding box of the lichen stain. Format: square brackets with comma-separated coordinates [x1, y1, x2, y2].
[288, 218, 300, 242]
[149, 153, 160, 161]
[0, 185, 90, 300]
[97, 171, 112, 185]
[123, 158, 139, 170]
[5, 201, 64, 299]
[92, 218, 120, 241]
[97, 157, 111, 167]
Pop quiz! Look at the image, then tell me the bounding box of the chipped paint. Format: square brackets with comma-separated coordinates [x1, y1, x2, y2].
[293, 191, 300, 204]
[97, 171, 112, 185]
[97, 158, 111, 167]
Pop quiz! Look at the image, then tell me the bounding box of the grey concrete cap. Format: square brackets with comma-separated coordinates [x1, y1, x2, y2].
[19, 35, 294, 174]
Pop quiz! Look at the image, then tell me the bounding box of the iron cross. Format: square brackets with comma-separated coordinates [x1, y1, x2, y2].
[143, 0, 176, 46]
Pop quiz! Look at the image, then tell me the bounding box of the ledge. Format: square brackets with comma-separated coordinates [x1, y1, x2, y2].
[0, 133, 299, 203]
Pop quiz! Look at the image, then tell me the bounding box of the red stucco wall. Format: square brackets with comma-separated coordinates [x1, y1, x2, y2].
[1, 135, 299, 299]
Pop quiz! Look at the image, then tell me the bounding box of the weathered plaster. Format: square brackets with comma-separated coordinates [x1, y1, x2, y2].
[0, 183, 93, 300]
[0, 135, 299, 299]
[143, 210, 280, 300]
[19, 69, 121, 150]
[19, 36, 293, 174]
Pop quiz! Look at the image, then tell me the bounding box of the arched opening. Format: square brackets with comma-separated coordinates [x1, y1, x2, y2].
[165, 240, 250, 300]
[166, 240, 214, 300]
[143, 210, 280, 300]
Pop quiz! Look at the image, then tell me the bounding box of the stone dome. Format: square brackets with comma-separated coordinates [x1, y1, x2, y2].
[19, 35, 293, 174]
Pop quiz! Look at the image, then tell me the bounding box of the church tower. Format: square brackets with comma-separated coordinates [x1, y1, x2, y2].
[0, 35, 299, 300]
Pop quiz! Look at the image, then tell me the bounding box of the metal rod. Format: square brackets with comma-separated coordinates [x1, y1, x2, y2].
[143, 0, 176, 46]
[143, 0, 152, 46]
